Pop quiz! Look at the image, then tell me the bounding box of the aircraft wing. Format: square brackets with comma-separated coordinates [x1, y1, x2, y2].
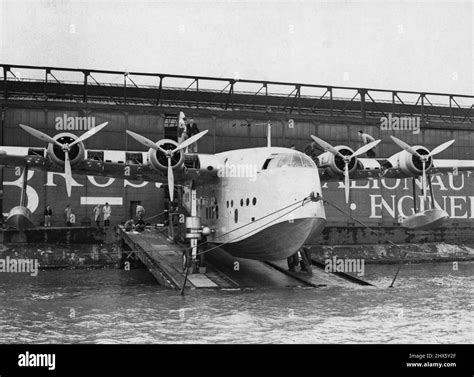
[0, 146, 217, 184]
[428, 159, 474, 175]
[318, 157, 474, 181]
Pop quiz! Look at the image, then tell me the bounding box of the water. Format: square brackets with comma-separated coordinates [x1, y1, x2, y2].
[0, 261, 472, 343]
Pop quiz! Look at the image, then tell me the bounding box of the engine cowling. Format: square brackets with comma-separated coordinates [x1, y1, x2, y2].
[148, 139, 184, 171]
[46, 132, 85, 167]
[317, 146, 357, 178]
[386, 146, 433, 177]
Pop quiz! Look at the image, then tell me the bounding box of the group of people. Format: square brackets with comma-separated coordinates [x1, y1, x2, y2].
[92, 203, 112, 227]
[124, 204, 146, 232]
[43, 204, 76, 227]
[43, 205, 73, 227]
[44, 203, 112, 228]
[178, 112, 200, 152]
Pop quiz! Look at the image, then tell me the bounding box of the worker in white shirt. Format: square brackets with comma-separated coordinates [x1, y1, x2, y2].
[103, 202, 112, 227]
[136, 204, 145, 220]
[178, 111, 188, 145]
[358, 130, 376, 157]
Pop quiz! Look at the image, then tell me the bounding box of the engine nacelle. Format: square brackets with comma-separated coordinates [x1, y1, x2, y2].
[148, 139, 184, 172]
[317, 146, 357, 178]
[386, 147, 432, 177]
[46, 132, 85, 167]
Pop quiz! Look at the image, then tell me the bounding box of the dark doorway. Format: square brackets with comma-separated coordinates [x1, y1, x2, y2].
[164, 114, 178, 141]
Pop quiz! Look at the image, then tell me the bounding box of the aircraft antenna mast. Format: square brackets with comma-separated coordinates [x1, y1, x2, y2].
[266, 121, 272, 148]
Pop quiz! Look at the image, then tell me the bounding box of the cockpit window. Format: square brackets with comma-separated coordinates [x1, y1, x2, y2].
[262, 152, 316, 169]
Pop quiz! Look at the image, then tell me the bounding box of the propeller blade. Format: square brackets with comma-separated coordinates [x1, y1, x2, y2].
[126, 131, 167, 154]
[421, 159, 427, 200]
[428, 139, 455, 157]
[344, 161, 350, 203]
[351, 139, 381, 158]
[64, 150, 72, 197]
[168, 157, 174, 203]
[390, 136, 422, 158]
[174, 130, 209, 153]
[310, 135, 344, 157]
[19, 124, 63, 147]
[69, 122, 109, 147]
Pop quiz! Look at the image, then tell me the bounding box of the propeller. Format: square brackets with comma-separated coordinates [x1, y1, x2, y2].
[19, 122, 109, 197]
[64, 149, 72, 197]
[310, 135, 344, 157]
[68, 122, 109, 147]
[390, 136, 455, 200]
[126, 131, 168, 154]
[389, 135, 423, 158]
[19, 124, 63, 147]
[127, 130, 208, 202]
[311, 135, 380, 203]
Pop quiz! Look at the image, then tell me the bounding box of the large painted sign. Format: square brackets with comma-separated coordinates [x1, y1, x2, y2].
[2, 169, 164, 224]
[2, 168, 473, 225]
[323, 172, 473, 223]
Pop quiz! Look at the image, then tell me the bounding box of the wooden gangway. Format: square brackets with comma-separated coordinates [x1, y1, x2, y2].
[117, 227, 373, 291]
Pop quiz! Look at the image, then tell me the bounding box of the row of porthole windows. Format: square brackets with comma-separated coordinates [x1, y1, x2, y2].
[226, 197, 257, 208]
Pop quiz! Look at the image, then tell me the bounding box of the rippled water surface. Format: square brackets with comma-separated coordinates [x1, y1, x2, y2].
[0, 261, 472, 343]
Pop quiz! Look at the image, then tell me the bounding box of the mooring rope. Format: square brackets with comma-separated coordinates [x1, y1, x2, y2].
[322, 197, 407, 288]
[179, 194, 316, 295]
[121, 194, 315, 260]
[194, 195, 315, 257]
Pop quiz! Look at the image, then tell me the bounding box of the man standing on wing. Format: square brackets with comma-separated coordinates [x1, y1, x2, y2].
[358, 130, 377, 157]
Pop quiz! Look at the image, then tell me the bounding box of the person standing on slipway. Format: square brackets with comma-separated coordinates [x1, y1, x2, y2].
[93, 204, 101, 227]
[44, 206, 52, 227]
[102, 202, 111, 227]
[136, 204, 145, 221]
[64, 204, 72, 227]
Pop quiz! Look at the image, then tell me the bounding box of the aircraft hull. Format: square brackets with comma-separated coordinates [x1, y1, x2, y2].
[216, 216, 326, 261]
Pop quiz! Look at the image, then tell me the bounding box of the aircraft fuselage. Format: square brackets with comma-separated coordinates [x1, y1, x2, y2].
[183, 147, 326, 260]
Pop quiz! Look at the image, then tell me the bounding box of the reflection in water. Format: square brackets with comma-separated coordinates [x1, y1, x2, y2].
[0, 262, 472, 343]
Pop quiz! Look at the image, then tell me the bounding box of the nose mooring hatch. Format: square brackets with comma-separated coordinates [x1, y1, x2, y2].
[184, 154, 200, 169]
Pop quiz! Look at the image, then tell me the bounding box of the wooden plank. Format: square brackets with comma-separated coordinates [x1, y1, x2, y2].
[187, 274, 219, 288]
[120, 228, 222, 290]
[134, 250, 177, 289]
[120, 229, 184, 289]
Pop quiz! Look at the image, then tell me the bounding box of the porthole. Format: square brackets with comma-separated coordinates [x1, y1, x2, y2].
[226, 201, 229, 208]
[231, 200, 234, 207]
[240, 199, 244, 207]
[234, 209, 238, 223]
[246, 198, 249, 206]
[252, 197, 257, 205]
